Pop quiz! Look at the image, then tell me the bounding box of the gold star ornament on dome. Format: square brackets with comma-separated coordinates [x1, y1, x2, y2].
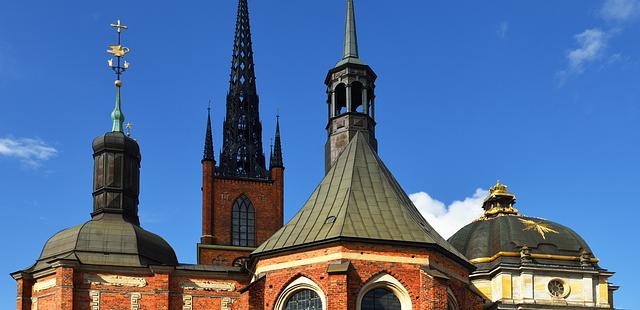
[519, 218, 559, 240]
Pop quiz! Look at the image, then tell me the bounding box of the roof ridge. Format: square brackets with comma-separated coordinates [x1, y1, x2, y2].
[253, 132, 468, 264]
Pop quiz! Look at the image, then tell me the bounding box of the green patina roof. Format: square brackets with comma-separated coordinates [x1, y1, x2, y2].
[253, 133, 468, 263]
[27, 213, 178, 272]
[335, 0, 364, 67]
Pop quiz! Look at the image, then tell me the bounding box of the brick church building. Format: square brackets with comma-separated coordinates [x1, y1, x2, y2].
[11, 1, 617, 309]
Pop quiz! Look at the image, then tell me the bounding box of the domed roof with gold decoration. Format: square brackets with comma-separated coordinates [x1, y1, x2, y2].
[448, 181, 599, 271]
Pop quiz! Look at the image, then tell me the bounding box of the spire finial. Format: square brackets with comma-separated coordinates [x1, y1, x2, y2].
[480, 180, 520, 219]
[334, 0, 364, 68]
[270, 115, 284, 169]
[344, 0, 359, 59]
[203, 100, 215, 162]
[125, 122, 133, 137]
[107, 19, 131, 132]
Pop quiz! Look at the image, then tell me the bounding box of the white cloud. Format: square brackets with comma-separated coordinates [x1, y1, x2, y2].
[497, 21, 509, 39]
[410, 188, 488, 239]
[557, 28, 610, 85]
[567, 28, 609, 74]
[0, 137, 57, 167]
[601, 0, 640, 22]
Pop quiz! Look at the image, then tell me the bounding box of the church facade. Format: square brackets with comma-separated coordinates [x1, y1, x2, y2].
[12, 1, 616, 310]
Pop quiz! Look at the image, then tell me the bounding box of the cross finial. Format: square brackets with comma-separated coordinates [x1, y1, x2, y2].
[125, 122, 133, 137]
[110, 19, 129, 33]
[208, 99, 212, 113]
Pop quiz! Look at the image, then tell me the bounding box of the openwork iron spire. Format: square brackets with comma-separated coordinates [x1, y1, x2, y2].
[219, 0, 268, 179]
[270, 116, 283, 169]
[203, 103, 215, 162]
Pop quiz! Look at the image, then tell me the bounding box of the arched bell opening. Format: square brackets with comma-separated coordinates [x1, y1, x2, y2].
[351, 82, 364, 113]
[334, 83, 347, 116]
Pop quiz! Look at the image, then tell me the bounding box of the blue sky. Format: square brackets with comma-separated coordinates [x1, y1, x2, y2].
[1, 0, 638, 308]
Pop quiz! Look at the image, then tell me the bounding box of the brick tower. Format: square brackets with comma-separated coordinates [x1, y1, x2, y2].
[199, 0, 284, 267]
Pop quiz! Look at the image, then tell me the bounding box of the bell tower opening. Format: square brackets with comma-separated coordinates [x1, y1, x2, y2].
[324, 0, 378, 173]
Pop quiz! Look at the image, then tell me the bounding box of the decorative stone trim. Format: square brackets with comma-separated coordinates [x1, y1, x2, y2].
[182, 295, 193, 310]
[33, 278, 56, 292]
[89, 290, 100, 310]
[356, 273, 412, 310]
[130, 292, 141, 310]
[274, 276, 326, 310]
[30, 297, 38, 310]
[222, 297, 232, 310]
[84, 274, 147, 288]
[180, 280, 235, 292]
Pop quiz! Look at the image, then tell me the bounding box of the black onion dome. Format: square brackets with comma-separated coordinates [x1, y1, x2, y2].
[31, 213, 177, 271]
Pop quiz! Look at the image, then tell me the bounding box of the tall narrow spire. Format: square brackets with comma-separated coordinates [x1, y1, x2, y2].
[337, 0, 363, 67]
[344, 0, 359, 59]
[219, 0, 268, 179]
[203, 104, 215, 162]
[270, 116, 283, 169]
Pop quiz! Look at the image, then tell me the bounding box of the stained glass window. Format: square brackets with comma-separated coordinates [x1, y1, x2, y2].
[232, 195, 256, 247]
[284, 289, 322, 310]
[361, 288, 401, 310]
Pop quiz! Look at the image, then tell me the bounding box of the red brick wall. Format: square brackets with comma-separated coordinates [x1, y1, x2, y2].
[15, 278, 32, 310]
[251, 242, 483, 310]
[201, 161, 215, 244]
[199, 247, 253, 266]
[199, 167, 284, 266]
[21, 267, 251, 310]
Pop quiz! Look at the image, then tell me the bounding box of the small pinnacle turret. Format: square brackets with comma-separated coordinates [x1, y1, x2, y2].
[270, 116, 283, 169]
[203, 105, 215, 162]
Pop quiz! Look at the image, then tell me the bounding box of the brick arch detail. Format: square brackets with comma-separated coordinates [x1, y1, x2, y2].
[360, 269, 414, 298]
[355, 271, 413, 310]
[276, 272, 327, 299]
[273, 273, 327, 310]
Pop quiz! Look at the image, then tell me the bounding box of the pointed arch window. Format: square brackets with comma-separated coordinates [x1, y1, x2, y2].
[232, 195, 256, 247]
[361, 288, 401, 310]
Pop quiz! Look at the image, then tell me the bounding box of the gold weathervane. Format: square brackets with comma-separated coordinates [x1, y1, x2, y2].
[107, 19, 131, 84]
[519, 218, 559, 240]
[107, 19, 131, 133]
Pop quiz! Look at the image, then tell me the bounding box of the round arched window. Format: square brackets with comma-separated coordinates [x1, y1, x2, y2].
[548, 279, 567, 298]
[284, 289, 322, 310]
[361, 288, 401, 310]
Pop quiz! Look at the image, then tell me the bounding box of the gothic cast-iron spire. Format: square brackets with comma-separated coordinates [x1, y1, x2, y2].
[203, 103, 215, 162]
[219, 0, 268, 179]
[270, 115, 283, 169]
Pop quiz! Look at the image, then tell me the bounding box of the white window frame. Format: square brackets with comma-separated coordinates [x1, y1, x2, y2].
[274, 276, 326, 310]
[356, 273, 412, 310]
